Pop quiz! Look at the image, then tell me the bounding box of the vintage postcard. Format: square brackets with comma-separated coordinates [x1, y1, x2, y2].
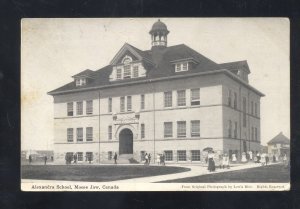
[21, 18, 290, 191]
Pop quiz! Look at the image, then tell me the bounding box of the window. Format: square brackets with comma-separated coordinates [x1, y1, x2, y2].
[228, 120, 232, 138]
[76, 79, 80, 86]
[76, 101, 83, 115]
[77, 152, 83, 161]
[67, 128, 73, 142]
[228, 90, 232, 106]
[123, 56, 131, 64]
[75, 78, 86, 86]
[116, 68, 122, 80]
[191, 120, 200, 137]
[182, 63, 188, 71]
[141, 124, 145, 139]
[191, 150, 201, 161]
[177, 121, 186, 137]
[108, 126, 112, 140]
[191, 88, 200, 106]
[77, 128, 83, 142]
[175, 62, 189, 72]
[177, 150, 187, 161]
[177, 90, 186, 106]
[255, 103, 257, 116]
[164, 91, 172, 107]
[81, 78, 86, 86]
[141, 95, 145, 110]
[108, 151, 113, 160]
[251, 101, 254, 115]
[120, 97, 125, 112]
[86, 152, 93, 161]
[67, 102, 73, 116]
[243, 97, 247, 127]
[175, 63, 181, 72]
[234, 92, 237, 109]
[108, 98, 112, 113]
[124, 65, 131, 79]
[164, 122, 173, 138]
[234, 122, 237, 139]
[127, 96, 132, 111]
[255, 127, 258, 141]
[251, 127, 254, 141]
[133, 66, 139, 78]
[86, 100, 93, 115]
[164, 150, 173, 161]
[86, 127, 93, 141]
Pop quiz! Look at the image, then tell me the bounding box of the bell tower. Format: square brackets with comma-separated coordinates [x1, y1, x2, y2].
[149, 19, 169, 48]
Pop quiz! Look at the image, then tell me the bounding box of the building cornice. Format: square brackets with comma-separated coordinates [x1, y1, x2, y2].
[48, 69, 265, 97]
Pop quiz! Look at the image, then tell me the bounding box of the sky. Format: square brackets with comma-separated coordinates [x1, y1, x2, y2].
[21, 18, 290, 150]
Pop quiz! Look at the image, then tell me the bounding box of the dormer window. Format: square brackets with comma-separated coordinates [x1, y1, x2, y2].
[124, 65, 131, 79]
[110, 52, 147, 81]
[75, 78, 86, 86]
[175, 62, 189, 72]
[116, 68, 122, 80]
[133, 66, 139, 78]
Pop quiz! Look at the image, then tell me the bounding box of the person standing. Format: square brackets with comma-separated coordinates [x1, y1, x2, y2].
[232, 153, 237, 163]
[44, 156, 47, 165]
[207, 151, 216, 172]
[161, 154, 165, 166]
[73, 153, 77, 164]
[265, 155, 269, 166]
[144, 153, 148, 165]
[273, 155, 276, 162]
[148, 153, 151, 165]
[114, 152, 118, 164]
[29, 154, 32, 165]
[157, 154, 161, 165]
[88, 155, 92, 164]
[283, 154, 287, 165]
[260, 153, 266, 166]
[222, 153, 230, 169]
[249, 151, 253, 161]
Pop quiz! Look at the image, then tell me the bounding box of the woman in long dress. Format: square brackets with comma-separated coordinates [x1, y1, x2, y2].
[222, 153, 230, 169]
[260, 153, 266, 166]
[207, 151, 216, 172]
[232, 153, 237, 163]
[157, 154, 161, 165]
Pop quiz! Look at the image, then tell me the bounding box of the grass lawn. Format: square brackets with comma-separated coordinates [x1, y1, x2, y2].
[160, 164, 290, 183]
[21, 165, 190, 182]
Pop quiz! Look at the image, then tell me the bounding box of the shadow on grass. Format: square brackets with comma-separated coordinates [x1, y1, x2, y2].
[21, 165, 190, 182]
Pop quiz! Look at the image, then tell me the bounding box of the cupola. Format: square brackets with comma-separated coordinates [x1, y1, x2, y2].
[149, 19, 169, 48]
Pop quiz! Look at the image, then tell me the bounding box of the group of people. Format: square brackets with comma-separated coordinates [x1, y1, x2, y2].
[254, 152, 269, 166]
[254, 153, 288, 166]
[207, 151, 230, 172]
[65, 153, 93, 164]
[156, 153, 166, 166]
[206, 150, 289, 172]
[143, 153, 152, 165]
[28, 154, 52, 165]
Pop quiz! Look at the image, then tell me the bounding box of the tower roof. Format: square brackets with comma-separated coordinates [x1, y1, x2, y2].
[149, 19, 169, 34]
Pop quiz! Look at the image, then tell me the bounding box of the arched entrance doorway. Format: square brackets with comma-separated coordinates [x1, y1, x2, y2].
[119, 128, 133, 155]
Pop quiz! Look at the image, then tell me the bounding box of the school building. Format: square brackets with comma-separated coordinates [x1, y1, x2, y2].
[48, 19, 264, 164]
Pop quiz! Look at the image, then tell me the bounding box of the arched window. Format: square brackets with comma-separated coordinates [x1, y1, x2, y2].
[122, 55, 132, 65]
